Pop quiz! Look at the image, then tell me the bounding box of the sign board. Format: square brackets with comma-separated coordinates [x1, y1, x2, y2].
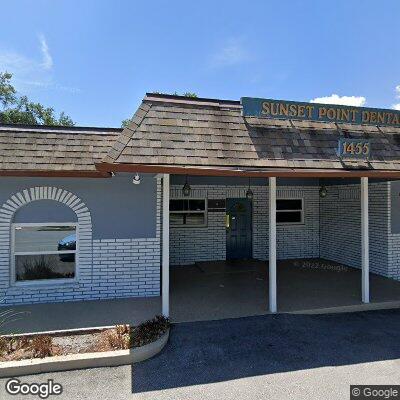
[337, 138, 371, 159]
[241, 97, 400, 127]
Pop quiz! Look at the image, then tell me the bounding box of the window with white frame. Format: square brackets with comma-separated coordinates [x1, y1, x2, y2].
[170, 199, 207, 226]
[276, 199, 304, 224]
[12, 223, 77, 283]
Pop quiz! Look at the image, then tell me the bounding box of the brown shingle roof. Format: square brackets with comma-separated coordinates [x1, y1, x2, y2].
[103, 94, 400, 172]
[0, 125, 119, 174]
[4, 94, 400, 177]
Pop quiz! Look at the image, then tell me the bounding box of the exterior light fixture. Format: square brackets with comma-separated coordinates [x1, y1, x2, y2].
[319, 185, 327, 198]
[246, 177, 254, 200]
[132, 173, 141, 185]
[182, 175, 191, 196]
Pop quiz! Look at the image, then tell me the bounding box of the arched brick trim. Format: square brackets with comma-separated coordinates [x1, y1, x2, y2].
[0, 187, 92, 292]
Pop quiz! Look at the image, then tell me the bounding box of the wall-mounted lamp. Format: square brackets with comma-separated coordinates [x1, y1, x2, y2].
[132, 173, 141, 185]
[246, 177, 254, 200]
[182, 175, 191, 196]
[319, 185, 327, 198]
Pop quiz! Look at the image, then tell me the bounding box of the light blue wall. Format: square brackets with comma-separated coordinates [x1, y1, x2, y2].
[0, 174, 157, 239]
[14, 200, 77, 222]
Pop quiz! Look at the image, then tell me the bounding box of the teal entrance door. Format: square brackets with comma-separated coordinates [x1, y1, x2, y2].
[226, 198, 252, 259]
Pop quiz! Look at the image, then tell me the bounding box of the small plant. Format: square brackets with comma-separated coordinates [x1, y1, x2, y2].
[0, 336, 7, 355]
[30, 335, 53, 358]
[107, 324, 130, 350]
[116, 324, 130, 337]
[131, 315, 170, 348]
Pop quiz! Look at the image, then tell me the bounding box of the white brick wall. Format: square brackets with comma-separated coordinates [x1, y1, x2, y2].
[170, 184, 320, 265]
[170, 182, 400, 282]
[254, 186, 320, 261]
[387, 182, 400, 280]
[0, 180, 162, 305]
[319, 182, 391, 277]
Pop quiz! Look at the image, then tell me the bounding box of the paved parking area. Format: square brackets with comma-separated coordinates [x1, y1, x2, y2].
[1, 309, 400, 399]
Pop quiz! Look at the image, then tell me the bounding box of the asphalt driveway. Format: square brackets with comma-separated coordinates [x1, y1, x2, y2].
[1, 310, 400, 399]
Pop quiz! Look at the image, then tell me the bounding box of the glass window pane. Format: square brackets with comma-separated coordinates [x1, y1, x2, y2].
[277, 211, 302, 223]
[15, 254, 75, 281]
[170, 199, 185, 211]
[170, 213, 185, 225]
[189, 200, 205, 211]
[276, 199, 302, 211]
[185, 213, 205, 225]
[14, 225, 76, 253]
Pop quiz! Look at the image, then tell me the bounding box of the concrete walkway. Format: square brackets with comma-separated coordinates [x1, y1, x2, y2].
[170, 259, 400, 322]
[3, 258, 400, 334]
[1, 296, 160, 334]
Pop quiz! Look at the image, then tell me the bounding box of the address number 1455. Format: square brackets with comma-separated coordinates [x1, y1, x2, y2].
[338, 139, 371, 158]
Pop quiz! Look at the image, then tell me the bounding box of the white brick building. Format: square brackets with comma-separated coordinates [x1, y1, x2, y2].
[2, 93, 400, 315]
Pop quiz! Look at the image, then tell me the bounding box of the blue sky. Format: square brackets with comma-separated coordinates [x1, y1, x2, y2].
[1, 0, 400, 127]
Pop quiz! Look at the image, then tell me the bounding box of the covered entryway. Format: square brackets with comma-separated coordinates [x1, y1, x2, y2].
[161, 174, 400, 320]
[169, 258, 400, 322]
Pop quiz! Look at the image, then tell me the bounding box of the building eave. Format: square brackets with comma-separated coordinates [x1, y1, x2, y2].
[0, 170, 111, 178]
[95, 162, 400, 178]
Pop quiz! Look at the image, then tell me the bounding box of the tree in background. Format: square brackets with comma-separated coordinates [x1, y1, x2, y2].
[121, 91, 198, 127]
[0, 72, 74, 126]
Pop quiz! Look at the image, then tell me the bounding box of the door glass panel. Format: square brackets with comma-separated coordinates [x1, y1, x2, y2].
[235, 203, 246, 212]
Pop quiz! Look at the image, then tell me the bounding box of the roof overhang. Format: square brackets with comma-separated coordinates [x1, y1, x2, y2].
[0, 170, 111, 178]
[96, 162, 400, 179]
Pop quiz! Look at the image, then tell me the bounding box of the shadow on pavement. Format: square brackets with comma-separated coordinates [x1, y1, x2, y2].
[132, 310, 400, 393]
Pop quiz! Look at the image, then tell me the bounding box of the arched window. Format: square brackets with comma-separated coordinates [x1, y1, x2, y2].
[0, 186, 92, 287]
[12, 222, 78, 284]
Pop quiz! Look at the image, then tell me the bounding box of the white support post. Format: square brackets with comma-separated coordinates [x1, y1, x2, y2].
[361, 177, 369, 303]
[269, 177, 277, 313]
[162, 174, 170, 317]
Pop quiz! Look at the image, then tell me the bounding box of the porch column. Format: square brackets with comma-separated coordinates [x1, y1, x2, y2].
[162, 173, 170, 316]
[361, 176, 369, 303]
[269, 177, 277, 313]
